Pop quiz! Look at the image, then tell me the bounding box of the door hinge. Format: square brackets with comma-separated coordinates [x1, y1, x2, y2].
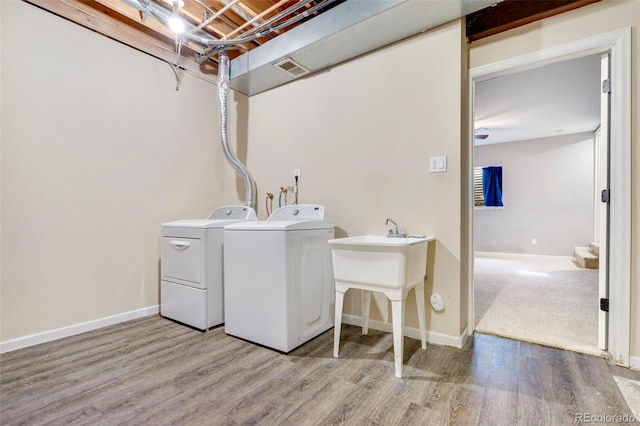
[601, 189, 610, 203]
[600, 298, 609, 312]
[602, 79, 611, 93]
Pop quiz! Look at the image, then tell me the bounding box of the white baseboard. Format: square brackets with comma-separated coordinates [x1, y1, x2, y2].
[459, 326, 470, 348]
[341, 314, 465, 349]
[0, 305, 160, 354]
[630, 356, 640, 371]
[475, 251, 573, 261]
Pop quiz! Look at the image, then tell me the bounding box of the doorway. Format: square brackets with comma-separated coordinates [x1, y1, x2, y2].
[467, 29, 632, 366]
[472, 54, 603, 356]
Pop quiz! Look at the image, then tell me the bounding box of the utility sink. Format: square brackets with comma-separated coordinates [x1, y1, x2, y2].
[329, 234, 436, 378]
[328, 235, 434, 290]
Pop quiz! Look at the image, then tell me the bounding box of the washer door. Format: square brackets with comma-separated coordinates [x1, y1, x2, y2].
[290, 229, 335, 347]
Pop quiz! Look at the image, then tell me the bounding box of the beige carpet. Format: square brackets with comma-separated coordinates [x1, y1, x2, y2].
[614, 376, 640, 419]
[474, 252, 607, 357]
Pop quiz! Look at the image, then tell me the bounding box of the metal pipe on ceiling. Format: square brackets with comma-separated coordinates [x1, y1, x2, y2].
[197, 2, 307, 60]
[126, 0, 338, 69]
[132, 0, 219, 43]
[197, 0, 337, 62]
[267, 0, 340, 33]
[219, 0, 260, 28]
[126, 0, 307, 58]
[223, 0, 291, 40]
[188, 0, 240, 34]
[198, 0, 340, 62]
[220, 0, 313, 41]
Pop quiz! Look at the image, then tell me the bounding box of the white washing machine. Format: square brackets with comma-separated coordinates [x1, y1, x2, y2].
[161, 206, 257, 330]
[223, 204, 334, 352]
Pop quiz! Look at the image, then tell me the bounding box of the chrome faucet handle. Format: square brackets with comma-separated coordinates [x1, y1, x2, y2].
[385, 218, 399, 236]
[385, 218, 407, 237]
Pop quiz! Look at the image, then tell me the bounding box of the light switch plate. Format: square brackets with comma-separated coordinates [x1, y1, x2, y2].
[429, 156, 447, 173]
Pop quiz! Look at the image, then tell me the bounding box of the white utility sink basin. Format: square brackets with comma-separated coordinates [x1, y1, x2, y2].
[328, 235, 434, 289]
[329, 234, 436, 378]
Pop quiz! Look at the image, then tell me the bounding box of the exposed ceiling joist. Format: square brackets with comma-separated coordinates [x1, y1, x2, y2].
[466, 0, 601, 42]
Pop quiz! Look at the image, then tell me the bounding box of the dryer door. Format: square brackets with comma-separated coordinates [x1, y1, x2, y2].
[162, 237, 203, 288]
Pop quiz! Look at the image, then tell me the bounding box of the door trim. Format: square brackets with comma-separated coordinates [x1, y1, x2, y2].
[467, 28, 631, 366]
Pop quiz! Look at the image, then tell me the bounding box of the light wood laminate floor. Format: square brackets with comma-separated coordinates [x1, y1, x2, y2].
[1, 315, 638, 425]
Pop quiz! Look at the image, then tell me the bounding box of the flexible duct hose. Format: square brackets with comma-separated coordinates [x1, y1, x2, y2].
[218, 52, 256, 208]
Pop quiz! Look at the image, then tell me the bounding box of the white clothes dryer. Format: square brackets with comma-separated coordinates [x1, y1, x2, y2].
[223, 204, 334, 352]
[161, 206, 256, 330]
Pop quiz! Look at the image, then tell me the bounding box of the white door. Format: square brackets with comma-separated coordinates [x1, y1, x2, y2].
[597, 53, 610, 351]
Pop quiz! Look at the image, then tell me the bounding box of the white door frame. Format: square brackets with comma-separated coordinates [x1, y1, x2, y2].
[597, 53, 610, 351]
[467, 28, 631, 366]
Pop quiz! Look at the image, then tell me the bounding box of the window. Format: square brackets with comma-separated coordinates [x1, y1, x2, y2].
[474, 166, 503, 207]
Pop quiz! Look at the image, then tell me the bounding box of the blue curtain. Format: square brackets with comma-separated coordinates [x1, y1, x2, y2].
[482, 166, 503, 207]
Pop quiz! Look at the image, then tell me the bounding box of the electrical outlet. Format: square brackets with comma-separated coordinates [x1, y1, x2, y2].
[430, 293, 445, 311]
[531, 238, 537, 246]
[294, 168, 301, 181]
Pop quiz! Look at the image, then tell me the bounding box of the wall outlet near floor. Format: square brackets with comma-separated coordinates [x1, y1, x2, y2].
[531, 238, 537, 246]
[430, 293, 445, 311]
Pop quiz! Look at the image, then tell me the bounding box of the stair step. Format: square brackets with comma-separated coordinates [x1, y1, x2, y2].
[589, 241, 600, 256]
[574, 246, 599, 269]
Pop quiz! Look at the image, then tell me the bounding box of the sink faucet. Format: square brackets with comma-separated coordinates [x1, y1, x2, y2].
[385, 218, 406, 238]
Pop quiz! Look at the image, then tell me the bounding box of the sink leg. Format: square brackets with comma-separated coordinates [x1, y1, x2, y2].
[415, 283, 427, 350]
[334, 290, 345, 358]
[391, 299, 405, 378]
[362, 290, 371, 335]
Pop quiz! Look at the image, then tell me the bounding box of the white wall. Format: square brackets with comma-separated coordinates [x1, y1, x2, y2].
[469, 0, 639, 360]
[1, 1, 221, 342]
[224, 21, 468, 342]
[474, 133, 595, 256]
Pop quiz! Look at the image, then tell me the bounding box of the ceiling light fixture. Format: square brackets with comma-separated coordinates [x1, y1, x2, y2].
[168, 16, 185, 33]
[168, 0, 185, 33]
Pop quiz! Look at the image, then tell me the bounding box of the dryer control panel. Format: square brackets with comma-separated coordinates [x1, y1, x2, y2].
[268, 204, 326, 221]
[208, 205, 258, 221]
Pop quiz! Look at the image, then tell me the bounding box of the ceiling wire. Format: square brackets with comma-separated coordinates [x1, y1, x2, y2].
[196, 0, 340, 63]
[188, 0, 240, 34]
[219, 0, 260, 29]
[133, 0, 339, 69]
[170, 38, 184, 91]
[223, 0, 291, 40]
[196, 0, 313, 59]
